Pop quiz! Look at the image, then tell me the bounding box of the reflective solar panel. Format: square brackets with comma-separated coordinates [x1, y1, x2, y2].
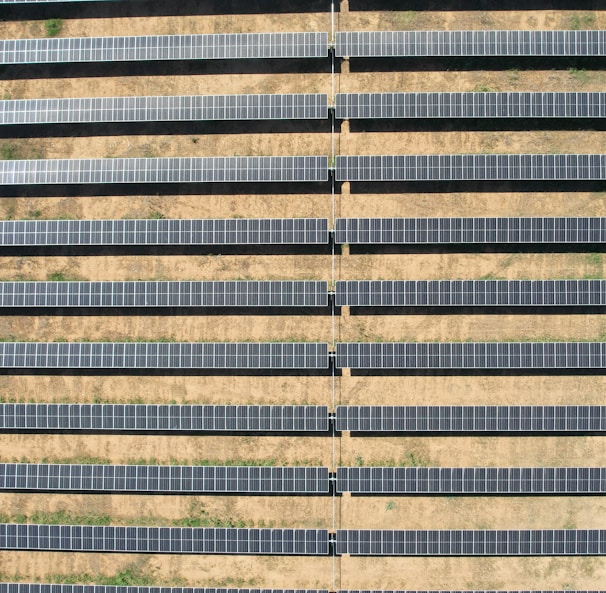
[334, 217, 606, 244]
[0, 342, 329, 369]
[0, 587, 328, 593]
[0, 281, 329, 308]
[0, 218, 329, 247]
[336, 529, 606, 555]
[0, 464, 330, 494]
[335, 280, 606, 307]
[336, 467, 606, 494]
[0, 156, 329, 185]
[336, 92, 606, 120]
[0, 94, 329, 125]
[0, 524, 330, 555]
[335, 154, 606, 182]
[336, 343, 606, 369]
[336, 406, 606, 433]
[336, 30, 606, 58]
[0, 404, 330, 432]
[0, 32, 329, 64]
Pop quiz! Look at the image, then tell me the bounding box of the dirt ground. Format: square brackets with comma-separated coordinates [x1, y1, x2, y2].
[1, 2, 606, 590]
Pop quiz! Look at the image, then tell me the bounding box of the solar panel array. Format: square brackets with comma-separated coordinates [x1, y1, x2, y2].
[0, 587, 329, 593]
[335, 154, 606, 182]
[336, 342, 606, 370]
[335, 280, 606, 307]
[0, 464, 330, 494]
[334, 217, 606, 245]
[335, 529, 606, 556]
[335, 92, 606, 120]
[335, 30, 606, 58]
[0, 156, 329, 185]
[335, 406, 606, 433]
[0, 94, 329, 125]
[0, 524, 329, 555]
[0, 342, 329, 369]
[0, 32, 329, 65]
[0, 404, 330, 432]
[336, 467, 606, 495]
[0, 218, 330, 247]
[0, 281, 328, 308]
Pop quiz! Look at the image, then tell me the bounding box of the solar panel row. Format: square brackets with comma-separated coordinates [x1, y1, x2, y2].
[0, 281, 328, 308]
[0, 404, 329, 432]
[1, 405, 602, 434]
[0, 524, 329, 555]
[0, 464, 330, 494]
[335, 280, 606, 307]
[0, 342, 329, 369]
[334, 217, 606, 244]
[335, 529, 606, 556]
[336, 30, 606, 57]
[335, 92, 606, 119]
[0, 587, 328, 593]
[336, 342, 606, 369]
[335, 406, 606, 433]
[0, 217, 602, 247]
[0, 587, 594, 593]
[335, 154, 606, 182]
[0, 94, 329, 125]
[336, 467, 606, 494]
[0, 218, 329, 246]
[0, 32, 329, 64]
[0, 156, 329, 185]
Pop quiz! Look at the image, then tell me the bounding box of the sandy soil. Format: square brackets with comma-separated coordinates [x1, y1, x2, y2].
[340, 252, 606, 280]
[339, 10, 606, 32]
[0, 255, 332, 282]
[338, 555, 606, 590]
[338, 374, 606, 405]
[340, 435, 606, 467]
[0, 551, 333, 589]
[338, 191, 606, 218]
[0, 434, 332, 466]
[0, 375, 333, 405]
[0, 194, 333, 221]
[0, 492, 332, 529]
[339, 496, 606, 529]
[0, 13, 331, 39]
[0, 315, 332, 343]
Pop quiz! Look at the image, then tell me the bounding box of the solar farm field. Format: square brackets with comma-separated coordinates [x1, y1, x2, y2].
[0, 0, 606, 592]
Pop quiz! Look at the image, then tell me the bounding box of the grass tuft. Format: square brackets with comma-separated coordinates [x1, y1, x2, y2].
[45, 19, 63, 37]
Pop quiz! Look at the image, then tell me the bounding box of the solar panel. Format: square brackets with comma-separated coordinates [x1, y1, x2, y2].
[0, 342, 329, 369]
[0, 32, 329, 64]
[0, 404, 330, 432]
[0, 156, 329, 185]
[335, 154, 606, 182]
[336, 467, 606, 494]
[336, 92, 606, 120]
[334, 217, 606, 245]
[0, 281, 329, 308]
[0, 218, 330, 247]
[336, 30, 606, 58]
[336, 406, 606, 433]
[0, 587, 328, 593]
[335, 280, 606, 307]
[0, 524, 330, 555]
[335, 529, 606, 555]
[0, 464, 330, 494]
[0, 94, 329, 125]
[336, 343, 606, 369]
